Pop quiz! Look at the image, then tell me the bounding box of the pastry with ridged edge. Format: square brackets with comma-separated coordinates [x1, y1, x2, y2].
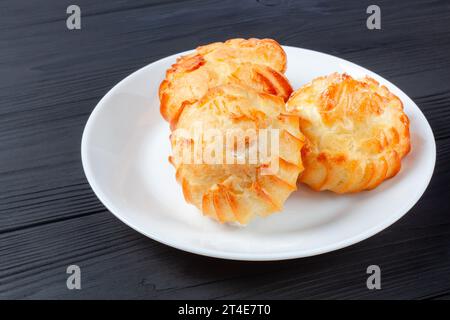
[159, 38, 291, 126]
[194, 38, 287, 73]
[286, 73, 411, 193]
[170, 85, 304, 224]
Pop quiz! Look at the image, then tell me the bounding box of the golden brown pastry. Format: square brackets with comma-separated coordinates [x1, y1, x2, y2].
[194, 38, 287, 73]
[159, 38, 291, 126]
[170, 85, 305, 224]
[286, 73, 411, 193]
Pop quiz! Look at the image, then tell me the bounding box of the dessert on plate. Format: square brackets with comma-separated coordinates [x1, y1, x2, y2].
[158, 38, 412, 225]
[286, 73, 411, 193]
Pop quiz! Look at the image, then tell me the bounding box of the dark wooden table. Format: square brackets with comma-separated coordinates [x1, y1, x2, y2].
[1, 0, 449, 299]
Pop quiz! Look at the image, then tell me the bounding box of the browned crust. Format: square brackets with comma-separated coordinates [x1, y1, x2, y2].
[289, 73, 411, 193]
[252, 181, 280, 211]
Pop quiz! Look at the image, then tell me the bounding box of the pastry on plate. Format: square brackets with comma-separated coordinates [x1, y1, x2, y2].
[159, 38, 291, 125]
[286, 73, 411, 193]
[170, 85, 304, 224]
[193, 38, 287, 73]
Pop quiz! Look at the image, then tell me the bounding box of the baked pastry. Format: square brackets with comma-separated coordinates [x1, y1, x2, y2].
[159, 38, 291, 125]
[193, 38, 287, 73]
[170, 85, 304, 224]
[286, 73, 411, 193]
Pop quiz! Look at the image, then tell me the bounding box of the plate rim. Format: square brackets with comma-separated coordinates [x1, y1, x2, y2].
[81, 45, 437, 261]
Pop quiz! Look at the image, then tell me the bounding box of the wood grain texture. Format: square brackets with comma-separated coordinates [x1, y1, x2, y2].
[0, 0, 449, 299]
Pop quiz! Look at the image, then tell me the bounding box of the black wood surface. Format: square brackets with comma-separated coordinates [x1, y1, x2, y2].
[1, 0, 449, 299]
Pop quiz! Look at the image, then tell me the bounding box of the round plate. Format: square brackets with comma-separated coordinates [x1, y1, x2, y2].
[81, 46, 436, 261]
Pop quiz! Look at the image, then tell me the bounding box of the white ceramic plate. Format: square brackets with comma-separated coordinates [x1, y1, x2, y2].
[81, 46, 436, 261]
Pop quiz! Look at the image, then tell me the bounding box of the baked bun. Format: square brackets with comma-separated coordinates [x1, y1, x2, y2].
[159, 38, 291, 125]
[170, 85, 304, 224]
[194, 38, 287, 73]
[286, 73, 411, 193]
